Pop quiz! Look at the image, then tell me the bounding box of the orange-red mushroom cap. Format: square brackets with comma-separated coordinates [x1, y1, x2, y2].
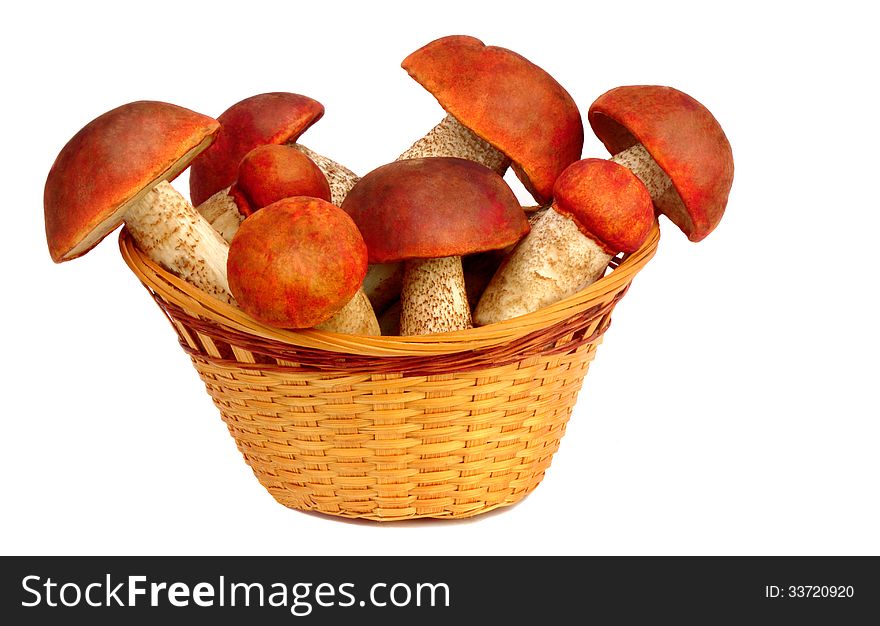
[229, 144, 331, 217]
[44, 100, 219, 263]
[402, 35, 584, 205]
[553, 159, 654, 255]
[189, 92, 324, 206]
[341, 157, 529, 264]
[227, 197, 367, 329]
[588, 85, 734, 242]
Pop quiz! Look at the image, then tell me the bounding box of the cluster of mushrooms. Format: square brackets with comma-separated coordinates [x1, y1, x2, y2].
[44, 36, 734, 336]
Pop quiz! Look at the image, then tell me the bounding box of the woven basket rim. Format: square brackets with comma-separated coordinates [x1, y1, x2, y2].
[118, 222, 659, 358]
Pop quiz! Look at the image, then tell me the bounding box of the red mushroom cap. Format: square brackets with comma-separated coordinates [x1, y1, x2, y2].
[402, 35, 583, 205]
[553, 159, 655, 255]
[44, 100, 219, 263]
[341, 157, 529, 264]
[229, 144, 331, 217]
[588, 85, 734, 242]
[227, 197, 367, 329]
[189, 92, 324, 206]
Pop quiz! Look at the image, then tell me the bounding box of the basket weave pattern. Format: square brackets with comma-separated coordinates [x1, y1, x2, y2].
[120, 225, 659, 521]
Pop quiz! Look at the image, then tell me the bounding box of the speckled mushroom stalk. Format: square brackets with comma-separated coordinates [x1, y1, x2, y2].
[44, 101, 236, 305]
[342, 157, 529, 336]
[588, 85, 734, 242]
[399, 256, 472, 335]
[474, 159, 654, 326]
[124, 181, 234, 303]
[315, 288, 378, 335]
[292, 143, 359, 206]
[397, 114, 510, 175]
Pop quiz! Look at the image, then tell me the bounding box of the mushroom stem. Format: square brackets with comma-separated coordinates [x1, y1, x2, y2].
[315, 288, 380, 335]
[124, 181, 235, 304]
[398, 114, 510, 175]
[400, 256, 472, 335]
[291, 143, 359, 206]
[611, 143, 672, 201]
[196, 188, 244, 241]
[474, 208, 610, 326]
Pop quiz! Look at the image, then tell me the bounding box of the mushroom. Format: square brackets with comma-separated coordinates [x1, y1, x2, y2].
[398, 35, 584, 204]
[342, 157, 529, 335]
[474, 159, 654, 325]
[360, 35, 585, 314]
[44, 100, 234, 304]
[227, 197, 378, 334]
[196, 143, 331, 242]
[190, 92, 358, 209]
[588, 85, 734, 241]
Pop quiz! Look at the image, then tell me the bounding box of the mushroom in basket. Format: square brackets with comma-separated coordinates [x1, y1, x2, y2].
[474, 159, 655, 325]
[374, 35, 585, 313]
[398, 35, 583, 206]
[588, 85, 734, 242]
[190, 92, 359, 210]
[212, 145, 378, 335]
[342, 157, 529, 335]
[227, 197, 374, 334]
[44, 100, 235, 304]
[197, 143, 332, 242]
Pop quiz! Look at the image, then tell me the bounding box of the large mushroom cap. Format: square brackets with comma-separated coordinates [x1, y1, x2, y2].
[44, 100, 219, 263]
[341, 157, 529, 264]
[227, 197, 367, 329]
[554, 159, 655, 254]
[189, 92, 324, 206]
[402, 35, 584, 205]
[229, 144, 331, 216]
[588, 85, 734, 242]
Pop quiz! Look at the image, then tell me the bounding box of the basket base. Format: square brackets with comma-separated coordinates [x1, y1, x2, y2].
[191, 348, 592, 522]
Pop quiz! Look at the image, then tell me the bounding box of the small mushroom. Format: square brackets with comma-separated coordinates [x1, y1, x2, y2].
[474, 159, 654, 325]
[588, 85, 734, 241]
[342, 157, 529, 335]
[227, 197, 378, 334]
[44, 100, 234, 303]
[189, 92, 358, 208]
[398, 35, 584, 204]
[196, 143, 331, 242]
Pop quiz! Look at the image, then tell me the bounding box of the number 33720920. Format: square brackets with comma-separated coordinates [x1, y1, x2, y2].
[766, 585, 855, 598]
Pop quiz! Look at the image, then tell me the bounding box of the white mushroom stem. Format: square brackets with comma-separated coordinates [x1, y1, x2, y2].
[611, 143, 672, 201]
[397, 114, 510, 175]
[124, 181, 235, 304]
[196, 188, 243, 242]
[315, 288, 380, 335]
[474, 208, 610, 326]
[400, 256, 471, 335]
[291, 143, 360, 207]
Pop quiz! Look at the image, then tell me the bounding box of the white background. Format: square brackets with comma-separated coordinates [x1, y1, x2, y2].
[3, 0, 877, 556]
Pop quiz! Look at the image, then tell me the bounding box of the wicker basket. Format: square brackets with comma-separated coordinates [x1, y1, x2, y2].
[119, 224, 660, 521]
